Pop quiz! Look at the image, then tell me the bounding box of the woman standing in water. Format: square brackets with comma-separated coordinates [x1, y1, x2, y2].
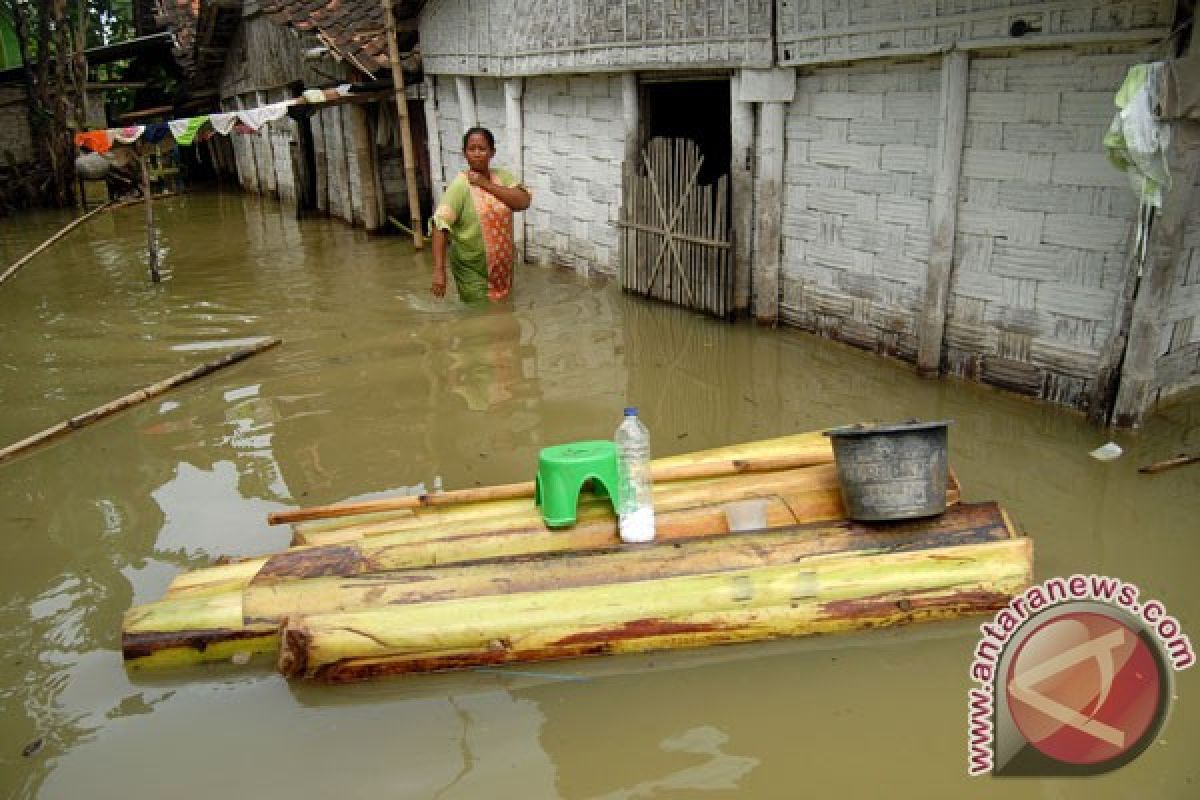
[430, 127, 532, 302]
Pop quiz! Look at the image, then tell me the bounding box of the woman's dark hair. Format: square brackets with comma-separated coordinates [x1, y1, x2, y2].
[462, 126, 495, 150]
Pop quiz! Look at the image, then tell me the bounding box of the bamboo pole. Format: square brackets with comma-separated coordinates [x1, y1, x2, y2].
[123, 501, 1005, 669]
[0, 200, 115, 287]
[381, 0, 424, 248]
[139, 152, 160, 282]
[267, 451, 833, 525]
[1138, 452, 1200, 474]
[279, 536, 1032, 681]
[0, 337, 281, 465]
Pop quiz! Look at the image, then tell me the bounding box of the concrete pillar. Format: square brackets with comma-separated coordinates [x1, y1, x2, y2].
[424, 77, 445, 204]
[753, 101, 784, 324]
[730, 72, 755, 315]
[504, 77, 525, 257]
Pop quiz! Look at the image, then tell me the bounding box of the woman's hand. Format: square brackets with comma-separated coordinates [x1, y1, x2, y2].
[467, 170, 492, 189]
[431, 228, 449, 298]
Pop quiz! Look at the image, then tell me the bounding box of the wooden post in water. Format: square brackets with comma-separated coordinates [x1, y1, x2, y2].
[730, 72, 754, 316]
[139, 150, 160, 283]
[917, 50, 968, 377]
[382, 0, 425, 248]
[753, 101, 784, 324]
[1111, 146, 1200, 426]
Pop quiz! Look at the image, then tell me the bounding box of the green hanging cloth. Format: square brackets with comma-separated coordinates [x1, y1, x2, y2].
[168, 115, 210, 146]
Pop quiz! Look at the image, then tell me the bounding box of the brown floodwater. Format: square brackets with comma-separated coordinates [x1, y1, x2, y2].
[1, 192, 1197, 799]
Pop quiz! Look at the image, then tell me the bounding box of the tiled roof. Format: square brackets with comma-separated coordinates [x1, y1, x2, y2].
[261, 0, 421, 75]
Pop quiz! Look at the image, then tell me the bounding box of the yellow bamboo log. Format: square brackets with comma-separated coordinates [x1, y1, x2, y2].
[167, 466, 831, 598]
[269, 452, 832, 526]
[244, 502, 1008, 623]
[285, 430, 835, 535]
[127, 502, 1002, 669]
[279, 537, 1033, 681]
[165, 464, 962, 599]
[121, 591, 277, 670]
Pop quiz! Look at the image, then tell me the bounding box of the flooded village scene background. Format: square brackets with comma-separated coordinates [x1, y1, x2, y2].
[2, 1, 1199, 798]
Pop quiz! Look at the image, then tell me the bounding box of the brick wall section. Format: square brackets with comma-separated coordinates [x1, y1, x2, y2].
[1155, 154, 1200, 401]
[945, 46, 1152, 406]
[432, 73, 624, 274]
[0, 86, 32, 163]
[780, 58, 941, 362]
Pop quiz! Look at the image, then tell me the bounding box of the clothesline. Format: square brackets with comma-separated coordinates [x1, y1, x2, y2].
[73, 85, 359, 154]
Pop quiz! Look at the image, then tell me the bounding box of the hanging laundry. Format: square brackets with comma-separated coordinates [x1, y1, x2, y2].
[233, 123, 259, 135]
[237, 102, 289, 131]
[208, 111, 238, 136]
[168, 115, 210, 146]
[143, 123, 172, 145]
[112, 126, 145, 145]
[74, 130, 113, 154]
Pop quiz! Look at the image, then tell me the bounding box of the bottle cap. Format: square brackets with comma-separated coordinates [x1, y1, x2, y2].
[623, 407, 637, 416]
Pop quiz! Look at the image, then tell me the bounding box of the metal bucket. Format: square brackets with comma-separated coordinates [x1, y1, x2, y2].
[823, 420, 951, 521]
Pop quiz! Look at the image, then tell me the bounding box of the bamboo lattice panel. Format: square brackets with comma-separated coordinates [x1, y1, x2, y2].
[620, 137, 733, 318]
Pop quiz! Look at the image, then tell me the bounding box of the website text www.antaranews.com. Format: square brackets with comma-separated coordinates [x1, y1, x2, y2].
[966, 574, 1195, 776]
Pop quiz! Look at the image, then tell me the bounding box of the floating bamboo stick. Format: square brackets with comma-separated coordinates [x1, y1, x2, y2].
[267, 451, 832, 526]
[1138, 452, 1200, 474]
[279, 536, 1032, 682]
[0, 200, 115, 286]
[0, 337, 281, 465]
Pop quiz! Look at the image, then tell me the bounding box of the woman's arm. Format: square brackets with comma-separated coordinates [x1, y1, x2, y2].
[469, 171, 531, 211]
[431, 227, 448, 298]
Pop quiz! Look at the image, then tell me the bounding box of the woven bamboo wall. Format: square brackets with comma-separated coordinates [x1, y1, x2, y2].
[779, 58, 941, 364]
[780, 45, 1160, 410]
[421, 0, 773, 76]
[777, 0, 1173, 67]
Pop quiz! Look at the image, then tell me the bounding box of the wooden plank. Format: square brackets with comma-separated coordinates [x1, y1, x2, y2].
[917, 50, 969, 376]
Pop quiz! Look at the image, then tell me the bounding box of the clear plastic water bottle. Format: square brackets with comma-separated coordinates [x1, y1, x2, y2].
[615, 407, 655, 543]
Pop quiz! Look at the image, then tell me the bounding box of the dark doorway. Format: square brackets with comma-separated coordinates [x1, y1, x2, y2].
[639, 79, 730, 187]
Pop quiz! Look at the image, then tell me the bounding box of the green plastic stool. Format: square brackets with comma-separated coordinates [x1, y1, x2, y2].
[535, 440, 620, 528]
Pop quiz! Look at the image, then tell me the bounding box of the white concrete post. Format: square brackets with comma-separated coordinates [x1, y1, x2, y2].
[753, 101, 785, 324]
[424, 77, 445, 204]
[730, 72, 756, 315]
[618, 72, 640, 285]
[504, 77, 525, 257]
[740, 69, 794, 324]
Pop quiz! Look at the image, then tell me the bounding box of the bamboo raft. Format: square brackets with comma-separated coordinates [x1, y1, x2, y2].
[122, 431, 1033, 683]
